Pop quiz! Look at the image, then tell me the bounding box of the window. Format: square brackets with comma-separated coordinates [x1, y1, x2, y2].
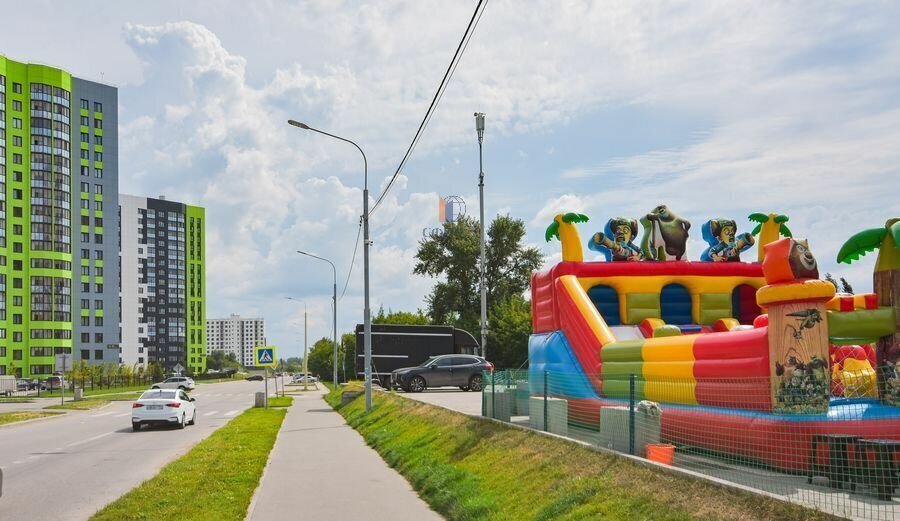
[95, 201, 103, 211]
[95, 317, 103, 327]
[95, 334, 103, 343]
[81, 215, 90, 226]
[81, 99, 89, 110]
[94, 151, 102, 162]
[81, 165, 89, 176]
[13, 207, 22, 218]
[12, 226, 22, 236]
[13, 278, 22, 288]
[95, 234, 103, 244]
[81, 266, 90, 276]
[81, 350, 89, 360]
[81, 232, 89, 242]
[94, 184, 103, 194]
[13, 170, 21, 182]
[81, 333, 90, 343]
[81, 299, 89, 309]
[95, 283, 103, 293]
[95, 267, 103, 276]
[94, 102, 102, 112]
[81, 132, 89, 143]
[94, 119, 102, 129]
[81, 282, 89, 293]
[80, 116, 89, 126]
[13, 154, 22, 165]
[13, 135, 22, 147]
[81, 199, 90, 209]
[13, 332, 22, 342]
[13, 296, 22, 306]
[12, 82, 22, 93]
[81, 316, 89, 326]
[81, 249, 90, 258]
[94, 168, 103, 179]
[12, 118, 22, 129]
[80, 149, 89, 160]
[95, 217, 103, 227]
[13, 314, 22, 324]
[12, 100, 22, 111]
[95, 300, 103, 310]
[94, 135, 103, 146]
[81, 182, 90, 193]
[12, 189, 21, 199]
[12, 259, 22, 270]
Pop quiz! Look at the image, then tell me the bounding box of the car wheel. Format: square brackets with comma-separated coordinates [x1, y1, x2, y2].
[151, 385, 159, 389]
[188, 412, 196, 426]
[132, 423, 141, 432]
[409, 376, 426, 393]
[469, 374, 483, 392]
[178, 414, 186, 430]
[460, 386, 470, 392]
[178, 386, 186, 390]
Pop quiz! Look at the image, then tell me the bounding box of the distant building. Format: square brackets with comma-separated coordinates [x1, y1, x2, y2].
[206, 314, 265, 367]
[119, 195, 205, 374]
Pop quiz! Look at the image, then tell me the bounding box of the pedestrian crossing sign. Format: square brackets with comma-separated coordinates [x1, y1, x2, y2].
[255, 346, 277, 367]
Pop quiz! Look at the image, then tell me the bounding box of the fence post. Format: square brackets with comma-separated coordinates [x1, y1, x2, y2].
[491, 370, 496, 419]
[481, 372, 485, 417]
[629, 374, 636, 456]
[543, 370, 549, 432]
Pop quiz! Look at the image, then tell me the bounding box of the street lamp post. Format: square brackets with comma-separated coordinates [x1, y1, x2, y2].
[286, 297, 309, 391]
[474, 112, 487, 359]
[287, 119, 372, 411]
[297, 250, 338, 388]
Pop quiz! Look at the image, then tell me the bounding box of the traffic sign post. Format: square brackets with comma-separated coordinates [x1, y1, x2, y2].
[54, 353, 72, 406]
[255, 346, 277, 408]
[172, 363, 185, 376]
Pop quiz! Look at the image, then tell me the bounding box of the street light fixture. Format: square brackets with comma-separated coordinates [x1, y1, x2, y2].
[287, 119, 373, 411]
[474, 112, 487, 359]
[297, 250, 338, 388]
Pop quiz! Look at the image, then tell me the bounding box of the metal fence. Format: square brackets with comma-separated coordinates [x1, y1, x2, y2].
[482, 368, 900, 521]
[0, 374, 158, 399]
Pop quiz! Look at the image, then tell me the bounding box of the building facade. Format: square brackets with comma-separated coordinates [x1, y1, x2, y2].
[119, 195, 205, 375]
[0, 56, 120, 378]
[206, 314, 265, 367]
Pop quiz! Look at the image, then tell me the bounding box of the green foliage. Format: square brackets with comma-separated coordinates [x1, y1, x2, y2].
[545, 220, 560, 242]
[562, 212, 589, 224]
[373, 307, 431, 325]
[486, 295, 532, 369]
[306, 337, 338, 381]
[747, 213, 768, 224]
[206, 351, 242, 372]
[823, 272, 839, 291]
[341, 332, 356, 382]
[415, 215, 542, 339]
[839, 277, 854, 294]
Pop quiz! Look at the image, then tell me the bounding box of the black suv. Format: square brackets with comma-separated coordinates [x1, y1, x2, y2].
[392, 354, 492, 393]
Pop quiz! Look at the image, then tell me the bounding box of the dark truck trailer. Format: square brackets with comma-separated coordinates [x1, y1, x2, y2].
[355, 324, 479, 388]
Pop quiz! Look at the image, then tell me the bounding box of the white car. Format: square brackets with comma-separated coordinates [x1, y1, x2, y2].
[132, 389, 196, 431]
[291, 374, 318, 384]
[151, 376, 196, 391]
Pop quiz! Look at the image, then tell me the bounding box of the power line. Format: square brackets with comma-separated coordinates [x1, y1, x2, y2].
[339, 219, 363, 301]
[368, 0, 489, 216]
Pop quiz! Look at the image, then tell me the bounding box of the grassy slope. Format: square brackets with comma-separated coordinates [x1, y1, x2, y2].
[90, 407, 286, 521]
[0, 411, 63, 425]
[326, 386, 829, 521]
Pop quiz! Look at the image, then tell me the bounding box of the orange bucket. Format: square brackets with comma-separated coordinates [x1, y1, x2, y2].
[646, 443, 675, 465]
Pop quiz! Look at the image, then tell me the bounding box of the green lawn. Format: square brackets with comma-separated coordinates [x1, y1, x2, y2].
[0, 411, 63, 426]
[44, 392, 141, 411]
[41, 383, 153, 398]
[267, 396, 294, 407]
[90, 407, 286, 521]
[325, 385, 826, 521]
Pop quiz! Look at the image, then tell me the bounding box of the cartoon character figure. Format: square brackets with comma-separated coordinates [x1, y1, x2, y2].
[762, 237, 820, 283]
[639, 205, 691, 260]
[786, 308, 823, 339]
[701, 219, 755, 262]
[588, 217, 642, 261]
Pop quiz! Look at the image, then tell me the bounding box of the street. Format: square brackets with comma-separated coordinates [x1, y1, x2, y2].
[0, 378, 281, 521]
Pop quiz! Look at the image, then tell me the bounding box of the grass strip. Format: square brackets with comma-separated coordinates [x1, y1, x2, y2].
[0, 411, 63, 426]
[326, 385, 830, 521]
[44, 392, 141, 410]
[89, 407, 286, 521]
[267, 396, 293, 407]
[41, 383, 152, 398]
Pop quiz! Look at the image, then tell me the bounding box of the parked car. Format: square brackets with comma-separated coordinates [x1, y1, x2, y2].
[245, 375, 263, 381]
[391, 354, 492, 393]
[150, 376, 196, 391]
[291, 374, 317, 384]
[131, 389, 196, 431]
[41, 375, 63, 391]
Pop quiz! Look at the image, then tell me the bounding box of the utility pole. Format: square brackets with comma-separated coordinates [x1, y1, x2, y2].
[303, 303, 309, 391]
[475, 112, 487, 359]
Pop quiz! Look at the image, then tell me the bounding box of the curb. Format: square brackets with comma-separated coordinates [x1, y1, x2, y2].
[0, 411, 68, 430]
[244, 401, 294, 520]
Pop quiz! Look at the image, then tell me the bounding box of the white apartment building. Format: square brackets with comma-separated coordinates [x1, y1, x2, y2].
[206, 314, 266, 367]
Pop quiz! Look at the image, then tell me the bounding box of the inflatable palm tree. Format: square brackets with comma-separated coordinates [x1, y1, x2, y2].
[748, 213, 792, 261]
[546, 213, 589, 262]
[837, 217, 900, 391]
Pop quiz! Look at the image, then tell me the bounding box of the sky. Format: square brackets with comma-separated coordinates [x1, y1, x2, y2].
[2, 1, 899, 359]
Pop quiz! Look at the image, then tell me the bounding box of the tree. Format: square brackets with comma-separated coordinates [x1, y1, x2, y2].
[206, 351, 241, 372]
[306, 337, 336, 381]
[340, 332, 356, 382]
[415, 215, 542, 337]
[487, 295, 533, 369]
[839, 277, 854, 295]
[373, 306, 431, 325]
[823, 272, 839, 291]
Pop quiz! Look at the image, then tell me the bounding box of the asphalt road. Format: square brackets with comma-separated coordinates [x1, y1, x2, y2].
[0, 378, 282, 521]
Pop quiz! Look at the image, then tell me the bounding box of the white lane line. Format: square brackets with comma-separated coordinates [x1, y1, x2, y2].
[224, 410, 239, 417]
[115, 412, 131, 417]
[91, 411, 117, 418]
[66, 432, 112, 448]
[13, 460, 24, 465]
[203, 410, 218, 417]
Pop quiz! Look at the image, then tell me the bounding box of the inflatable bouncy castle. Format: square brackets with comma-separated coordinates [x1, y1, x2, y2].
[531, 210, 899, 472]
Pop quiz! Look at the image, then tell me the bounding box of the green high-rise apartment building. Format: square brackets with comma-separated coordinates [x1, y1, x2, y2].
[0, 56, 120, 377]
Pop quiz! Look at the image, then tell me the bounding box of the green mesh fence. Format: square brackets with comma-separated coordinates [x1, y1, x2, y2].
[483, 368, 900, 521]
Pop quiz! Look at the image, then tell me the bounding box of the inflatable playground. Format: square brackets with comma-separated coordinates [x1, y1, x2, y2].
[530, 208, 900, 472]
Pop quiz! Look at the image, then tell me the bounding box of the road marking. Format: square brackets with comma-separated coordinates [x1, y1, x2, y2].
[203, 410, 218, 417]
[91, 411, 117, 417]
[13, 460, 24, 465]
[224, 409, 239, 417]
[115, 412, 131, 417]
[67, 432, 112, 448]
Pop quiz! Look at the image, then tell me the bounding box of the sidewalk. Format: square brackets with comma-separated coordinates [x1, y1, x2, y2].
[246, 389, 442, 520]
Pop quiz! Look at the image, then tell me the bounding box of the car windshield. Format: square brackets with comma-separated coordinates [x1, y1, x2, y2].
[140, 390, 178, 400]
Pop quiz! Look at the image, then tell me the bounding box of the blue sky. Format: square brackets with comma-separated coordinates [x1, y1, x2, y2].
[2, 1, 899, 359]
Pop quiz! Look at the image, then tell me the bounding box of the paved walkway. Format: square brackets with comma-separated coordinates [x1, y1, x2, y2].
[246, 389, 442, 520]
